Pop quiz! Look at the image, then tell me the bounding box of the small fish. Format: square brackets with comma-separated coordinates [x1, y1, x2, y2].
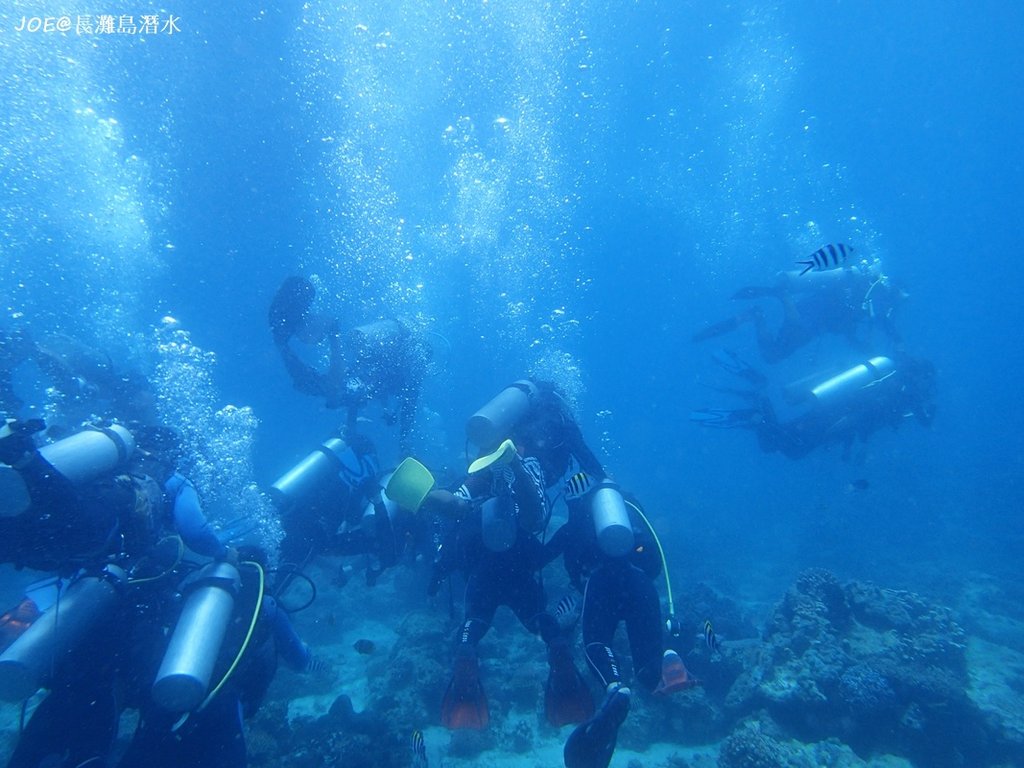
[411, 730, 428, 768]
[564, 471, 595, 500]
[553, 592, 581, 628]
[703, 620, 722, 655]
[796, 243, 854, 276]
[843, 478, 870, 494]
[353, 638, 376, 655]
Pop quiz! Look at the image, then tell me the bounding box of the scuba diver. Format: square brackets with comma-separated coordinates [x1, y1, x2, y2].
[692, 252, 907, 364]
[542, 478, 696, 768]
[268, 276, 430, 453]
[269, 432, 434, 588]
[0, 421, 270, 768]
[0, 419, 229, 572]
[116, 545, 324, 768]
[691, 353, 937, 460]
[427, 433, 593, 730]
[425, 379, 606, 729]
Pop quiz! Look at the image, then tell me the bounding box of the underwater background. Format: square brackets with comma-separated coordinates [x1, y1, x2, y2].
[1, 1, 1022, 766]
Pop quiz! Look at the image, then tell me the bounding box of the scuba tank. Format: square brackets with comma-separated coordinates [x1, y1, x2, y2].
[0, 423, 135, 517]
[350, 319, 404, 349]
[590, 483, 635, 558]
[268, 437, 353, 509]
[809, 356, 896, 407]
[466, 380, 539, 450]
[38, 424, 135, 484]
[480, 496, 517, 552]
[0, 564, 127, 701]
[151, 561, 241, 713]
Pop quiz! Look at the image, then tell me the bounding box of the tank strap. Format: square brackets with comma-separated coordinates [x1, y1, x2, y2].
[86, 424, 132, 465]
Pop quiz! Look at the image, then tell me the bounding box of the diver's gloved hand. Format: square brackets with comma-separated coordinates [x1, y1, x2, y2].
[0, 418, 45, 465]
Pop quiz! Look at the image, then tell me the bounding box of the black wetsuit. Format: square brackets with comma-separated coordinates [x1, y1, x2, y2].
[755, 357, 936, 460]
[438, 454, 560, 646]
[547, 496, 665, 693]
[275, 436, 379, 572]
[752, 269, 903, 364]
[118, 571, 309, 768]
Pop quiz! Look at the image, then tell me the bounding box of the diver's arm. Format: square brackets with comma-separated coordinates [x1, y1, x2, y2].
[167, 473, 228, 559]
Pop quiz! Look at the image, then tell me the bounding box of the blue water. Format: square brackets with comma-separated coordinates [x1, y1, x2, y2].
[1, 0, 1022, 758]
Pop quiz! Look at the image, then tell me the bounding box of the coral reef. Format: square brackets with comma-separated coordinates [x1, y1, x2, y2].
[231, 567, 1024, 768]
[722, 568, 1023, 767]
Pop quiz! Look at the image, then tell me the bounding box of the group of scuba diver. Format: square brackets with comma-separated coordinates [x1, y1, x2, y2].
[0, 247, 937, 766]
[689, 245, 937, 460]
[0, 274, 697, 768]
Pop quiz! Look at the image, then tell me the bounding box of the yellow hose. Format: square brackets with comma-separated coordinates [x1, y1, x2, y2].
[197, 559, 265, 712]
[625, 499, 676, 622]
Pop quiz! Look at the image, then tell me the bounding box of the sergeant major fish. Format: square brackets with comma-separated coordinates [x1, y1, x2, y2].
[564, 471, 595, 500]
[797, 243, 854, 275]
[553, 592, 582, 628]
[411, 729, 428, 768]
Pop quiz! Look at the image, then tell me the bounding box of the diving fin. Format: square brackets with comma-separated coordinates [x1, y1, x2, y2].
[441, 648, 489, 730]
[689, 408, 761, 429]
[468, 438, 517, 474]
[563, 685, 630, 768]
[545, 639, 594, 727]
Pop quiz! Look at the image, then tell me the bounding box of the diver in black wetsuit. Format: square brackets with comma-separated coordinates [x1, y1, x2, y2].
[268, 276, 429, 453]
[426, 379, 606, 730]
[544, 483, 695, 768]
[117, 547, 322, 768]
[1, 424, 280, 768]
[691, 353, 937, 461]
[693, 256, 907, 364]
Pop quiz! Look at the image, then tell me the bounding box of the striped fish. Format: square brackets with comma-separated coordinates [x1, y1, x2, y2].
[564, 471, 595, 500]
[796, 243, 854, 276]
[553, 592, 581, 628]
[411, 730, 428, 768]
[704, 620, 722, 655]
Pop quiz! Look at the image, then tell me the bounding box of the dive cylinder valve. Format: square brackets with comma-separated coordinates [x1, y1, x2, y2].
[0, 564, 127, 701]
[152, 561, 241, 713]
[590, 483, 635, 558]
[466, 380, 538, 450]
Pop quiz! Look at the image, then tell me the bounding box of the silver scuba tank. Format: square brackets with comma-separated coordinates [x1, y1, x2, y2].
[590, 483, 635, 558]
[268, 437, 349, 509]
[151, 561, 241, 713]
[0, 424, 135, 517]
[809, 356, 896, 407]
[481, 496, 517, 553]
[466, 380, 538, 450]
[38, 424, 135, 485]
[0, 564, 127, 701]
